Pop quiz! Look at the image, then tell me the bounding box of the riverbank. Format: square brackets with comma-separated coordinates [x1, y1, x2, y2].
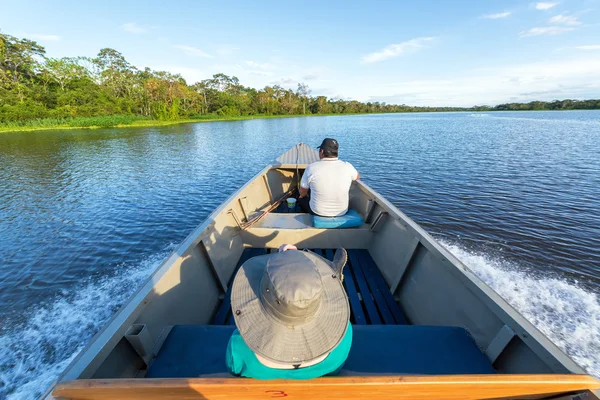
[0, 113, 352, 134]
[2, 108, 599, 134]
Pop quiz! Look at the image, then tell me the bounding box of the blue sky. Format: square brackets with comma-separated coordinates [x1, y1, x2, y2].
[1, 0, 599, 106]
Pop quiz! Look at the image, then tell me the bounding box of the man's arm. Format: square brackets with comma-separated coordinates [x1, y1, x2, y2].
[350, 164, 360, 181]
[299, 167, 311, 198]
[299, 186, 309, 198]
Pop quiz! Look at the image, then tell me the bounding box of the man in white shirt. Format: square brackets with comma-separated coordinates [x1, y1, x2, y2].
[298, 138, 360, 217]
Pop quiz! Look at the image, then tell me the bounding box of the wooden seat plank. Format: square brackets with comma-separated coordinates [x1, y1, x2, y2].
[355, 250, 408, 325]
[347, 251, 381, 324]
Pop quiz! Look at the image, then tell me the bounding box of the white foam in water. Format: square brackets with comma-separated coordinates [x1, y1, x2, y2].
[0, 246, 174, 400]
[440, 240, 600, 378]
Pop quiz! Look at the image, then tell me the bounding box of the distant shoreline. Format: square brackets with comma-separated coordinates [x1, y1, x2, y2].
[0, 113, 343, 134]
[2, 32, 599, 135]
[1, 109, 599, 134]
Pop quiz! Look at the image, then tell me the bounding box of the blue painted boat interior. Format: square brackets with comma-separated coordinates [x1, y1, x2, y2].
[146, 248, 496, 378]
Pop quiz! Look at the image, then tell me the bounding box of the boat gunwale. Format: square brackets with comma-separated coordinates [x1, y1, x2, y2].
[353, 180, 585, 375]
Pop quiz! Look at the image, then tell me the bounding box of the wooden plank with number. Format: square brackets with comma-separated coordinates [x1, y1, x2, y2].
[53, 374, 600, 400]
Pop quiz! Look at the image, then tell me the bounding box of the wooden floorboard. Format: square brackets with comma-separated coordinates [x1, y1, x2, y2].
[335, 249, 366, 325]
[347, 251, 381, 324]
[213, 248, 400, 326]
[349, 250, 395, 324]
[325, 249, 334, 261]
[356, 250, 408, 324]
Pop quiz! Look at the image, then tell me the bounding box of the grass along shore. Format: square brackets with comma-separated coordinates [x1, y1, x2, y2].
[3, 108, 597, 134]
[0, 113, 360, 133]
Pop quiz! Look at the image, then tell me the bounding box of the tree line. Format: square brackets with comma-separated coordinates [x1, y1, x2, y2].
[473, 99, 600, 111]
[1, 32, 598, 124]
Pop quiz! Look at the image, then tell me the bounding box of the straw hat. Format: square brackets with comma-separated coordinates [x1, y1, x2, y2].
[231, 249, 349, 366]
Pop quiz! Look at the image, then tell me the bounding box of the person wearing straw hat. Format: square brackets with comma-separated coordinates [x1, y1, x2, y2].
[226, 245, 352, 379]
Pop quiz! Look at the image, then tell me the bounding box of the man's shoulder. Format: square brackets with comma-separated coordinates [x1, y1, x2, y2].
[335, 159, 356, 172]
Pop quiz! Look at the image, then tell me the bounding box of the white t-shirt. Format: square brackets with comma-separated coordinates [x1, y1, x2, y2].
[300, 158, 359, 217]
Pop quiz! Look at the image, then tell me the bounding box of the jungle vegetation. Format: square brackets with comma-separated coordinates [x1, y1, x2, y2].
[1, 32, 598, 129]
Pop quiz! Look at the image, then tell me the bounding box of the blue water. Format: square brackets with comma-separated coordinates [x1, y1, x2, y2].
[0, 111, 599, 398]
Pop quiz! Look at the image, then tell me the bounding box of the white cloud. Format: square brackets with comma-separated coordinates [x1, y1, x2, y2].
[575, 45, 600, 50]
[173, 45, 212, 57]
[25, 33, 61, 41]
[245, 60, 275, 70]
[248, 70, 273, 76]
[535, 2, 558, 10]
[362, 37, 435, 64]
[358, 57, 600, 106]
[122, 23, 148, 34]
[482, 12, 511, 19]
[302, 73, 319, 81]
[549, 14, 581, 25]
[519, 26, 574, 37]
[270, 77, 296, 87]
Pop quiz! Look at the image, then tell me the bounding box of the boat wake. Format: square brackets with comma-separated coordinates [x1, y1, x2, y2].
[0, 246, 174, 400]
[440, 240, 600, 379]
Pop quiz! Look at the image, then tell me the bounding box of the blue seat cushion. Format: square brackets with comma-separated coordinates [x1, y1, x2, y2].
[313, 209, 364, 229]
[146, 325, 495, 378]
[343, 325, 495, 375]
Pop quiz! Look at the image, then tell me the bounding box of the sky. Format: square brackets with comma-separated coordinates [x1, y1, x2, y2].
[1, 0, 600, 106]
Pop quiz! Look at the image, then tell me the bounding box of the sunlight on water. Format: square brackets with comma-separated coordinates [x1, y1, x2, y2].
[440, 240, 600, 378]
[0, 246, 174, 400]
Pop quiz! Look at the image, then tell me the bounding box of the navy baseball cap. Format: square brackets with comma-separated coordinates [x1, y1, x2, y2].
[317, 138, 339, 154]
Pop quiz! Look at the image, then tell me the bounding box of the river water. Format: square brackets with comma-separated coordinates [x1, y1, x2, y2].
[0, 111, 599, 398]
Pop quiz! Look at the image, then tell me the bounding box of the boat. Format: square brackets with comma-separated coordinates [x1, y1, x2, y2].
[45, 143, 600, 399]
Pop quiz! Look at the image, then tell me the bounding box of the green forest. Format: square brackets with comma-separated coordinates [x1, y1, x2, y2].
[1, 32, 599, 130]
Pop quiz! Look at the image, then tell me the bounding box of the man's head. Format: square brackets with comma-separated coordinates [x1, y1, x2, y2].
[318, 138, 339, 159]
